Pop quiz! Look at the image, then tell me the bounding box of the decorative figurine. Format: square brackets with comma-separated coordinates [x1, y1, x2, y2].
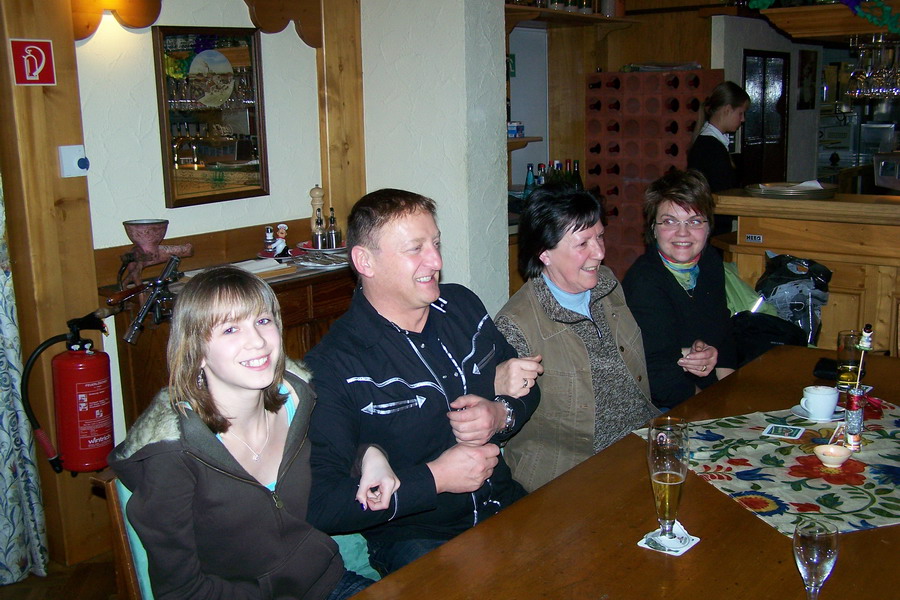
[272, 223, 289, 257]
[858, 323, 874, 351]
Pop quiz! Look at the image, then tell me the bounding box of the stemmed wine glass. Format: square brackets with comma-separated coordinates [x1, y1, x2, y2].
[793, 519, 839, 600]
[646, 416, 689, 538]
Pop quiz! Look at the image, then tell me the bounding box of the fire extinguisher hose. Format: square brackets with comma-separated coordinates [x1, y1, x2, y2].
[21, 333, 68, 473]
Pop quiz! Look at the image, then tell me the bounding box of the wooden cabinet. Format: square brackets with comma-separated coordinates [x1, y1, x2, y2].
[714, 192, 900, 353]
[113, 268, 356, 426]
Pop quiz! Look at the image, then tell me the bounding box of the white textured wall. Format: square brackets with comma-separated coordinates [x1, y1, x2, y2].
[712, 16, 820, 182]
[361, 0, 508, 313]
[76, 0, 320, 249]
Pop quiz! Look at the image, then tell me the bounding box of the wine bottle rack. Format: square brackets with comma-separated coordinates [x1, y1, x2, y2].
[584, 69, 723, 279]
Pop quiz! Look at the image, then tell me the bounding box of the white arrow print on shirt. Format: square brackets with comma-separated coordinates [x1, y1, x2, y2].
[361, 395, 427, 415]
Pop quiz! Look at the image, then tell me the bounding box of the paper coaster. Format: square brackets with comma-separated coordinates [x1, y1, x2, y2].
[637, 521, 700, 556]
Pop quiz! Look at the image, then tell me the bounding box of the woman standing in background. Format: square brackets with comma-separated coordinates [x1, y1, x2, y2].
[687, 81, 750, 237]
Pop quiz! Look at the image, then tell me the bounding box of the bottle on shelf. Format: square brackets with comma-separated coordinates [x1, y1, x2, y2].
[523, 163, 537, 199]
[312, 208, 326, 249]
[327, 206, 342, 249]
[565, 0, 578, 12]
[607, 164, 620, 175]
[589, 143, 602, 154]
[606, 77, 621, 89]
[686, 98, 701, 112]
[572, 160, 584, 191]
[607, 143, 620, 154]
[665, 97, 680, 112]
[589, 99, 603, 111]
[686, 74, 700, 88]
[536, 163, 547, 186]
[587, 164, 601, 175]
[588, 81, 603, 90]
[578, 0, 593, 14]
[664, 120, 679, 134]
[564, 159, 573, 180]
[665, 75, 680, 89]
[607, 121, 620, 132]
[606, 185, 619, 196]
[608, 100, 621, 111]
[664, 143, 679, 157]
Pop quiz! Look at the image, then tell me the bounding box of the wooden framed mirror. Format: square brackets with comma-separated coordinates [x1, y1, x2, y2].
[152, 26, 269, 208]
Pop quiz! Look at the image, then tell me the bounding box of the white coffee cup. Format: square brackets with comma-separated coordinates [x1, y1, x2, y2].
[801, 385, 839, 420]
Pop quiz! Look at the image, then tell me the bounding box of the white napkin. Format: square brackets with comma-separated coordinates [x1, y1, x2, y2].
[637, 520, 700, 556]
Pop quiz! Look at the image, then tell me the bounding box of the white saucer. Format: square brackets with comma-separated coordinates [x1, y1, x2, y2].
[790, 404, 844, 423]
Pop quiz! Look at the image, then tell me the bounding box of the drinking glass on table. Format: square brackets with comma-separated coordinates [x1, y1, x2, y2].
[793, 519, 839, 600]
[646, 416, 689, 538]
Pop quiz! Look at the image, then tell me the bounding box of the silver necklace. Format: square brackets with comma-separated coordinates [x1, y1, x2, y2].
[228, 410, 270, 462]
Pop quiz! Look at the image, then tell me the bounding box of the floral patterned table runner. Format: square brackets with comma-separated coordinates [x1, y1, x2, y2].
[683, 401, 900, 537]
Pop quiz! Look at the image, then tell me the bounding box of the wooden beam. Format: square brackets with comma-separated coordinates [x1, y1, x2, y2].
[316, 0, 366, 229]
[0, 0, 110, 565]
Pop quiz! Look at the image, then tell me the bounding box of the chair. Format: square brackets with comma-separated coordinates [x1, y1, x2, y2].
[91, 470, 154, 600]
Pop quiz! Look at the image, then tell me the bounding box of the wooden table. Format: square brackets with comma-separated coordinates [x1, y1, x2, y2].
[353, 346, 898, 599]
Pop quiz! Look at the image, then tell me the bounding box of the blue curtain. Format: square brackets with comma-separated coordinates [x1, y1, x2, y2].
[0, 177, 48, 584]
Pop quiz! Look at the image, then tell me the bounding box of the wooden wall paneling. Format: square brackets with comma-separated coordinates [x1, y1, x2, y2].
[548, 25, 599, 168]
[509, 233, 523, 296]
[869, 265, 898, 349]
[0, 0, 109, 565]
[317, 0, 366, 233]
[599, 13, 711, 73]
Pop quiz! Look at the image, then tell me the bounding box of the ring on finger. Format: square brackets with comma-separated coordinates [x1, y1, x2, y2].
[701, 365, 707, 372]
[522, 378, 528, 389]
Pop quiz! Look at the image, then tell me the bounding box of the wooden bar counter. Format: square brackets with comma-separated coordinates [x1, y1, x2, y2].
[713, 190, 900, 354]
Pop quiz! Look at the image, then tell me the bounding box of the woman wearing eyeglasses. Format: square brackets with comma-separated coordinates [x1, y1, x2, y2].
[622, 169, 736, 410]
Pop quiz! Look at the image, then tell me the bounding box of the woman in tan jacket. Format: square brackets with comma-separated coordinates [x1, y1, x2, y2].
[495, 184, 658, 492]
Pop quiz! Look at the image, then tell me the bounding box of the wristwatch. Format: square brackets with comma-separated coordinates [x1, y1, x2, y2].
[497, 398, 516, 434]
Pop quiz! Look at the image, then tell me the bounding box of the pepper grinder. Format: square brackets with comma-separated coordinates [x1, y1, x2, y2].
[309, 184, 324, 240]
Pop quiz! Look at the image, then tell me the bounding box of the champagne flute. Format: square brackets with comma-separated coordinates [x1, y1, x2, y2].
[793, 519, 839, 600]
[646, 416, 689, 538]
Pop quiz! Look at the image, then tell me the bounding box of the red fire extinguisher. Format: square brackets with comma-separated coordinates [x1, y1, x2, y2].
[21, 310, 115, 474]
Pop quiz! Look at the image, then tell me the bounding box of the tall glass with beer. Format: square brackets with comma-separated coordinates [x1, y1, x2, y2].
[647, 416, 689, 538]
[836, 330, 864, 386]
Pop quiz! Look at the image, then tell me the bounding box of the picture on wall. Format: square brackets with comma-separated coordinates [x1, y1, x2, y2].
[152, 26, 269, 208]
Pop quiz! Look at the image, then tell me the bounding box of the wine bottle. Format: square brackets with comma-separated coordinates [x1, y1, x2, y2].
[664, 143, 679, 157]
[607, 121, 620, 132]
[589, 143, 602, 154]
[523, 163, 537, 199]
[572, 160, 584, 191]
[665, 120, 679, 134]
[606, 77, 621, 89]
[607, 164, 620, 175]
[588, 164, 601, 176]
[588, 99, 603, 111]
